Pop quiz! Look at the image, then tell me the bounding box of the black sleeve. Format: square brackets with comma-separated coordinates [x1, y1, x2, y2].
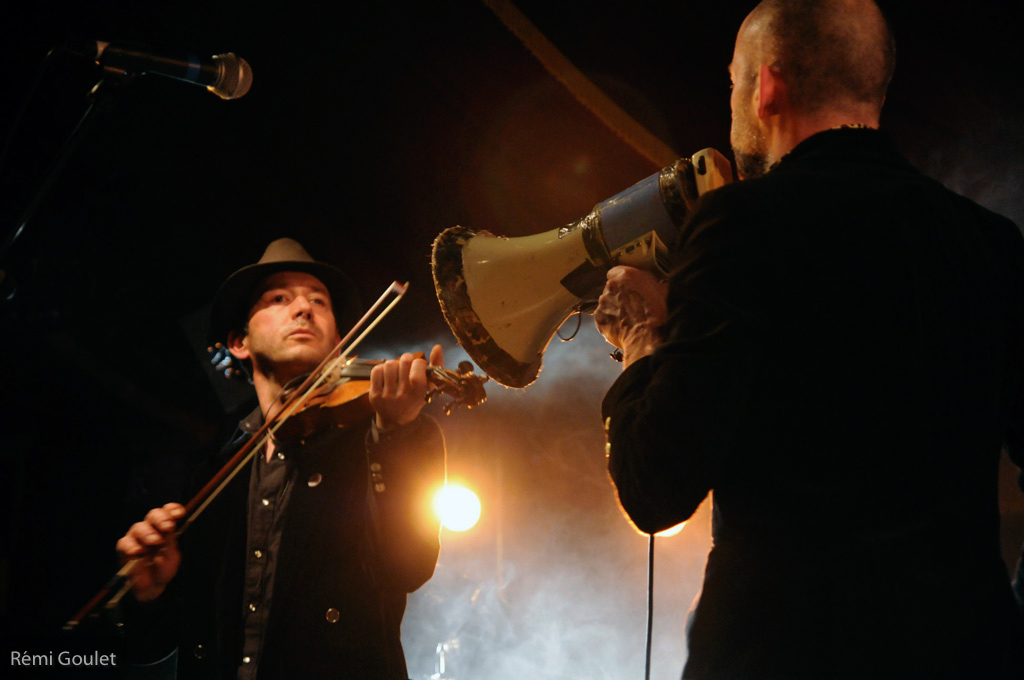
[1005, 309, 1024, 616]
[116, 580, 181, 665]
[603, 186, 770, 534]
[993, 213, 1024, 615]
[365, 414, 446, 592]
[1008, 343, 1024, 614]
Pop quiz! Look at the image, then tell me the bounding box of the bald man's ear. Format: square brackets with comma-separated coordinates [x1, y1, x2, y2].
[757, 63, 785, 119]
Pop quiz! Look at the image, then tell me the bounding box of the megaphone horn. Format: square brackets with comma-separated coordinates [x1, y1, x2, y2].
[432, 148, 733, 388]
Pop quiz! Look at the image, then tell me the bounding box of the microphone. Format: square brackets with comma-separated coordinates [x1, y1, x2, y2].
[78, 41, 253, 100]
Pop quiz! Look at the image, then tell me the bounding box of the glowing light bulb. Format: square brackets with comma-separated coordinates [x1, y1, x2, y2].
[434, 484, 481, 532]
[655, 522, 685, 538]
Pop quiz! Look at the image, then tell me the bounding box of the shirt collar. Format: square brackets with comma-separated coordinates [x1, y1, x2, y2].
[239, 406, 264, 434]
[771, 126, 913, 174]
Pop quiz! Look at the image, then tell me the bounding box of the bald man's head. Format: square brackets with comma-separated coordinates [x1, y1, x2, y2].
[741, 0, 895, 115]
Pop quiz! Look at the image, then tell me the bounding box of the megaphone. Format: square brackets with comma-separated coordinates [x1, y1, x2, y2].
[432, 148, 733, 388]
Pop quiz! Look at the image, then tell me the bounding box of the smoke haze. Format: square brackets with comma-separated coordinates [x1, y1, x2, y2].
[395, 329, 714, 680]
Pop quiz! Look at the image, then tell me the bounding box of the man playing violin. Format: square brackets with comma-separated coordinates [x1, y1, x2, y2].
[115, 238, 446, 679]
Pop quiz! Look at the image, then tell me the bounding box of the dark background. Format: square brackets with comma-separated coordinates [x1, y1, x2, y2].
[2, 1, 1023, 678]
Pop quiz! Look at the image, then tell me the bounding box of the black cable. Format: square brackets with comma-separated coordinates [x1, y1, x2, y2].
[1, 48, 127, 267]
[556, 306, 584, 341]
[645, 532, 655, 680]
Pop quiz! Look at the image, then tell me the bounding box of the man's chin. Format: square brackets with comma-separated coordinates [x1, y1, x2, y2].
[291, 346, 332, 365]
[272, 347, 332, 376]
[732, 150, 769, 180]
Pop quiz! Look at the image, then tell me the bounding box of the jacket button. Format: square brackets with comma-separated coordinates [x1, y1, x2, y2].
[193, 645, 205, 659]
[308, 472, 323, 487]
[325, 608, 340, 623]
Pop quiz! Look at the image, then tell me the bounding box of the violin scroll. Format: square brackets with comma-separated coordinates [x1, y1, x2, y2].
[428, 360, 489, 415]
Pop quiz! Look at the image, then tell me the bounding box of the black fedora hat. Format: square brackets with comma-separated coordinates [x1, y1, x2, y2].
[208, 238, 359, 344]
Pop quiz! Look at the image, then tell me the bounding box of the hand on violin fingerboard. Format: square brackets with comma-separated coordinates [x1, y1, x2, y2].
[369, 344, 444, 431]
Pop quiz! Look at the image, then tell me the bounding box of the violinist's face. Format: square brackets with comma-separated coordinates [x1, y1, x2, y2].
[228, 271, 341, 382]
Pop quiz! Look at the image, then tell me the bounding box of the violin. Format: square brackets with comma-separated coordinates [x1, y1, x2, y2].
[269, 355, 488, 445]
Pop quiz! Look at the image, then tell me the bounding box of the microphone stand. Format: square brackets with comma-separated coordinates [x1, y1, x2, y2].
[0, 70, 133, 302]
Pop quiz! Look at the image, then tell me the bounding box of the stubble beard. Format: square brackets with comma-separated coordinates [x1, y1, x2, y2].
[249, 327, 332, 385]
[731, 108, 770, 180]
[733, 149, 769, 180]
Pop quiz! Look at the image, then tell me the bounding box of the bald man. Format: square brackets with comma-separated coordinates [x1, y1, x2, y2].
[596, 1, 1024, 677]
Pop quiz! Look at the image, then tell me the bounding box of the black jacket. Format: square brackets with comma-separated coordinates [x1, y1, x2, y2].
[121, 413, 445, 679]
[604, 128, 1024, 679]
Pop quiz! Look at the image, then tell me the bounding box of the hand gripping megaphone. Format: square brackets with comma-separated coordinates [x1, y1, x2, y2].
[431, 148, 733, 388]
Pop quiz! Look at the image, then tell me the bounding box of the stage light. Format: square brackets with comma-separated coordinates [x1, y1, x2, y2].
[655, 522, 685, 538]
[434, 484, 481, 532]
